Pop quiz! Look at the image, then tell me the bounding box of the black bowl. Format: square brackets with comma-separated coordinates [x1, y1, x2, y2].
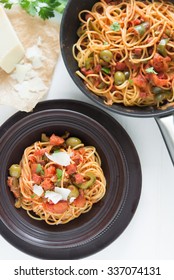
[0, 100, 141, 259]
[60, 0, 174, 118]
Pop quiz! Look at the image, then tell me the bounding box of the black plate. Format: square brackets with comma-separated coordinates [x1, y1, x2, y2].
[0, 100, 142, 259]
[60, 0, 174, 118]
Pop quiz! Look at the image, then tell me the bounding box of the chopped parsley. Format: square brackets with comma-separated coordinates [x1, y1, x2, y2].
[145, 67, 158, 74]
[0, 0, 68, 19]
[36, 164, 44, 175]
[110, 22, 121, 32]
[101, 67, 110, 74]
[129, 79, 134, 85]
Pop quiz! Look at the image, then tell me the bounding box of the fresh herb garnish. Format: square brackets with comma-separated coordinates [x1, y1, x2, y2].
[56, 168, 62, 181]
[110, 22, 120, 32]
[0, 0, 68, 20]
[145, 67, 158, 74]
[101, 67, 110, 74]
[36, 163, 44, 175]
[129, 79, 134, 85]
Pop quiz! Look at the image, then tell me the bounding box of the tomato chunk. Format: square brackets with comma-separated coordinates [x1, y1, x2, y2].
[34, 148, 47, 156]
[7, 177, 20, 198]
[32, 173, 42, 185]
[66, 164, 77, 175]
[44, 201, 69, 214]
[44, 166, 56, 177]
[74, 173, 84, 184]
[73, 192, 86, 207]
[50, 134, 65, 146]
[151, 53, 171, 73]
[41, 178, 54, 190]
[133, 74, 147, 89]
[150, 73, 169, 87]
[116, 61, 127, 71]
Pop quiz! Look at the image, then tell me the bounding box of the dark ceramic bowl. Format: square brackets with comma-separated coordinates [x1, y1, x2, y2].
[60, 0, 174, 118]
[0, 100, 141, 259]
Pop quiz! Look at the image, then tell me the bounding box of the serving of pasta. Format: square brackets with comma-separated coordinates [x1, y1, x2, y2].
[7, 133, 106, 225]
[73, 0, 174, 108]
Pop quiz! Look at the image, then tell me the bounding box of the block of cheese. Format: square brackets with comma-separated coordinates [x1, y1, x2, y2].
[0, 6, 24, 73]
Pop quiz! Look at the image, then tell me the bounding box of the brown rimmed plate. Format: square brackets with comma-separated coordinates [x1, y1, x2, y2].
[0, 100, 141, 259]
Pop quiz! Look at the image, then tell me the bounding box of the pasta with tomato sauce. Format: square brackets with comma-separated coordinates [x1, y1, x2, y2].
[7, 133, 106, 225]
[73, 0, 174, 108]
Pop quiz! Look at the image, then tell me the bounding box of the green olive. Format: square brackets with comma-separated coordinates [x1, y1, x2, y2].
[134, 22, 150, 36]
[9, 164, 21, 178]
[15, 198, 22, 208]
[114, 71, 126, 85]
[99, 50, 113, 62]
[65, 137, 82, 148]
[123, 70, 130, 80]
[157, 38, 169, 57]
[76, 172, 96, 189]
[152, 87, 172, 95]
[85, 57, 94, 70]
[89, 21, 100, 33]
[77, 26, 85, 37]
[67, 185, 79, 198]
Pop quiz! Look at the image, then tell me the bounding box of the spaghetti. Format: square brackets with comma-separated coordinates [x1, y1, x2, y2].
[7, 133, 106, 225]
[73, 0, 174, 108]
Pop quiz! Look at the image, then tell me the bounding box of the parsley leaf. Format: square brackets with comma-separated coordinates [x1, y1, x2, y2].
[129, 79, 134, 85]
[110, 22, 120, 32]
[0, 0, 68, 20]
[36, 163, 44, 175]
[101, 67, 110, 74]
[56, 168, 62, 181]
[20, 0, 38, 17]
[0, 0, 13, 9]
[54, 0, 67, 13]
[145, 67, 158, 74]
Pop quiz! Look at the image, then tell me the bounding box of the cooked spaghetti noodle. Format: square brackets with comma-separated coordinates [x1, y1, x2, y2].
[73, 0, 174, 108]
[7, 133, 106, 225]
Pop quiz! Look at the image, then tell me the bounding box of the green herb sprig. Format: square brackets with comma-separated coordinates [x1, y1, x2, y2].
[110, 22, 120, 32]
[145, 67, 158, 74]
[0, 0, 68, 20]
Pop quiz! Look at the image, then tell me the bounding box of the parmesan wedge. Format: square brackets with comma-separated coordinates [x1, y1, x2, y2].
[0, 6, 24, 73]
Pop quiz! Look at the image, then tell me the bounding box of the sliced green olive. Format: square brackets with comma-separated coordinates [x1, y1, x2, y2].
[41, 133, 49, 142]
[9, 164, 21, 178]
[99, 50, 113, 62]
[157, 38, 169, 57]
[155, 93, 171, 104]
[67, 185, 79, 198]
[85, 57, 94, 70]
[77, 26, 85, 37]
[152, 87, 172, 104]
[123, 70, 130, 80]
[76, 172, 96, 189]
[151, 87, 171, 95]
[15, 198, 22, 208]
[134, 22, 150, 36]
[65, 137, 82, 148]
[89, 20, 100, 33]
[98, 81, 106, 89]
[165, 29, 171, 37]
[114, 71, 126, 85]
